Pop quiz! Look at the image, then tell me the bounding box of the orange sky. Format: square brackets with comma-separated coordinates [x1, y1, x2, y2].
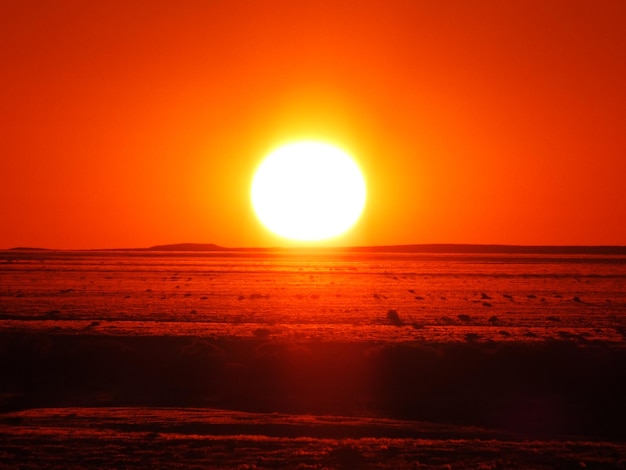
[2, 1, 625, 249]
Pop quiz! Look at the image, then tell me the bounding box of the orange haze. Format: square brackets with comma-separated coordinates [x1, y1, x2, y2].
[1, 1, 625, 249]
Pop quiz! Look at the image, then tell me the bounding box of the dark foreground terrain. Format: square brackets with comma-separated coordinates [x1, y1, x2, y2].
[1, 332, 625, 468]
[2, 407, 625, 469]
[2, 249, 625, 467]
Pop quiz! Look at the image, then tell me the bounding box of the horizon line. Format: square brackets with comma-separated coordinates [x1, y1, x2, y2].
[4, 242, 626, 255]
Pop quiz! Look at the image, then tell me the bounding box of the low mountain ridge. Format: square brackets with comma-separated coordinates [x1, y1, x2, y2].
[147, 243, 229, 252]
[146, 243, 626, 255]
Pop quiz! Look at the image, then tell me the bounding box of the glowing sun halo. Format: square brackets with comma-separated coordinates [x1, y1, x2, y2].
[251, 142, 366, 241]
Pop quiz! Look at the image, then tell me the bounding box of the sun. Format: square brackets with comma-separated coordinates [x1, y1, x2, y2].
[251, 141, 366, 242]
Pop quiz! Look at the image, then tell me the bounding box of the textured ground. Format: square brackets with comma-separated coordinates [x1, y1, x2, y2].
[1, 250, 625, 467]
[2, 407, 625, 469]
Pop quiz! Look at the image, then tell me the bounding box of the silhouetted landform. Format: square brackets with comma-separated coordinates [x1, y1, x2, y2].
[144, 243, 626, 255]
[147, 243, 231, 252]
[5, 243, 626, 255]
[347, 243, 626, 255]
[7, 247, 52, 251]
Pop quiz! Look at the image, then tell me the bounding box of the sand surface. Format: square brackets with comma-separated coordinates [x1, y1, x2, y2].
[1, 250, 625, 468]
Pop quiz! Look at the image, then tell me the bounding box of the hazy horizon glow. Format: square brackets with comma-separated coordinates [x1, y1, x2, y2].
[1, 1, 625, 249]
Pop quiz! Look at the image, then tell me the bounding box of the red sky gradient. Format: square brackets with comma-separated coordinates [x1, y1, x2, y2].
[2, 1, 625, 249]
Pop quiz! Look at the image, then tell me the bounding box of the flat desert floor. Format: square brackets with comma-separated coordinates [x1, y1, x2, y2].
[1, 249, 625, 468]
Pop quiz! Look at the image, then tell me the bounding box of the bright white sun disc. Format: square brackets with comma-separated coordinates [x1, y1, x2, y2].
[251, 142, 366, 241]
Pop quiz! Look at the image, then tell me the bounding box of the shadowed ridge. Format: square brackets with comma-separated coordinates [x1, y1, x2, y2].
[144, 243, 626, 255]
[147, 243, 229, 252]
[8, 247, 52, 251]
[7, 244, 623, 254]
[346, 244, 626, 255]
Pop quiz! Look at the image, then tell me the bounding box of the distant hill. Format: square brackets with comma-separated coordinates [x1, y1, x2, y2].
[3, 243, 625, 255]
[8, 247, 52, 251]
[145, 243, 626, 255]
[147, 243, 230, 252]
[347, 244, 626, 255]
